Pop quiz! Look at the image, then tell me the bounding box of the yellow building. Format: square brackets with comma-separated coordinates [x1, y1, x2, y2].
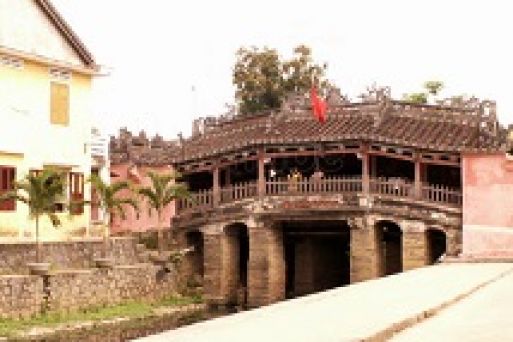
[0, 0, 99, 240]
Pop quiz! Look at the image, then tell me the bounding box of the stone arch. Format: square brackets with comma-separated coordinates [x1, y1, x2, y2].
[426, 228, 447, 264]
[223, 222, 249, 306]
[375, 220, 403, 276]
[184, 230, 204, 284]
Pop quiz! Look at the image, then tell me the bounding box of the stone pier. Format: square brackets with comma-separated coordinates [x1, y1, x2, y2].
[350, 217, 380, 283]
[248, 223, 285, 308]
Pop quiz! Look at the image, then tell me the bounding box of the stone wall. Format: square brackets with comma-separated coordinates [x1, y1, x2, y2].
[0, 275, 43, 319]
[0, 264, 177, 319]
[46, 265, 176, 314]
[0, 238, 141, 274]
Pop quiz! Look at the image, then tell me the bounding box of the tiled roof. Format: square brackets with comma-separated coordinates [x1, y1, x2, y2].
[175, 101, 505, 163]
[109, 129, 180, 166]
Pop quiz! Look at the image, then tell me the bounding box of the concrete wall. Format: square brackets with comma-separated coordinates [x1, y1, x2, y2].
[0, 238, 141, 274]
[0, 0, 83, 66]
[462, 153, 513, 257]
[0, 58, 93, 240]
[110, 164, 176, 234]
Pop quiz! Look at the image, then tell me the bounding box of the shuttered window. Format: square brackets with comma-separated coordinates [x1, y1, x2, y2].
[0, 166, 16, 211]
[50, 82, 69, 125]
[69, 172, 84, 215]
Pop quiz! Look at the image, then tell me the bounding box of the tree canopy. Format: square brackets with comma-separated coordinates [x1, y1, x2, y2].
[0, 169, 65, 262]
[233, 45, 330, 115]
[403, 80, 444, 104]
[137, 171, 189, 253]
[89, 174, 138, 222]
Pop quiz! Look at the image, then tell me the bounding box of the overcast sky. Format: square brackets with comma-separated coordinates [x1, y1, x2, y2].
[52, 0, 513, 140]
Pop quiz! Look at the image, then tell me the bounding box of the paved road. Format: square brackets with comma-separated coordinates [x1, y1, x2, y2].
[137, 263, 513, 342]
[391, 268, 513, 341]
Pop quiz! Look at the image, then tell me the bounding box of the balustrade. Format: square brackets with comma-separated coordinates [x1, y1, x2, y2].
[176, 188, 213, 212]
[220, 181, 258, 203]
[176, 176, 462, 214]
[369, 177, 414, 198]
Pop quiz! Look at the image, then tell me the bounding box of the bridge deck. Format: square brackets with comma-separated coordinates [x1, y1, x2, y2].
[392, 266, 513, 341]
[137, 263, 513, 342]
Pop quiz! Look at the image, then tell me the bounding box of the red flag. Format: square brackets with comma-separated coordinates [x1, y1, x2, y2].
[310, 86, 327, 123]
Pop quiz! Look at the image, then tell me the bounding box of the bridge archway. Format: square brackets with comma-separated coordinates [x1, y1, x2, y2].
[375, 220, 403, 276]
[184, 230, 204, 283]
[224, 222, 249, 306]
[427, 228, 447, 264]
[283, 220, 350, 298]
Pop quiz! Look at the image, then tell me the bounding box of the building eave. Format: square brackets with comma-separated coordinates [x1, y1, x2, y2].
[0, 45, 102, 75]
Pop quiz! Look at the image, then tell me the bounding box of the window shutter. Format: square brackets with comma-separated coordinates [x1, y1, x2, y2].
[0, 166, 16, 211]
[50, 82, 69, 125]
[70, 172, 84, 215]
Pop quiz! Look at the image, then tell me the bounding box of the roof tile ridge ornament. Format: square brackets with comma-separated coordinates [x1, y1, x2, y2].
[358, 84, 392, 129]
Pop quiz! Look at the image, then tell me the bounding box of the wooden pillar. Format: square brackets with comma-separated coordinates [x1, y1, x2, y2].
[224, 167, 231, 186]
[414, 154, 422, 200]
[370, 154, 377, 177]
[258, 148, 266, 197]
[213, 166, 220, 205]
[362, 149, 370, 194]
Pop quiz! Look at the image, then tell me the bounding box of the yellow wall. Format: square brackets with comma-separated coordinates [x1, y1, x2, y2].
[0, 58, 92, 240]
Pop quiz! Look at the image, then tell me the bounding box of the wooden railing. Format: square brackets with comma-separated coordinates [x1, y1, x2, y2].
[220, 181, 258, 203]
[422, 184, 462, 206]
[369, 177, 414, 198]
[176, 176, 462, 214]
[266, 176, 362, 195]
[176, 189, 213, 212]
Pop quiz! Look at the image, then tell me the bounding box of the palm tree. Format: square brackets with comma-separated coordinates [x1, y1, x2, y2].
[137, 171, 189, 255]
[0, 169, 65, 263]
[89, 174, 138, 258]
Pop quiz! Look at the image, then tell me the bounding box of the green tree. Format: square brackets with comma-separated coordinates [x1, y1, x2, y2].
[0, 169, 65, 263]
[403, 80, 444, 104]
[137, 171, 189, 254]
[282, 45, 329, 93]
[424, 80, 444, 96]
[233, 45, 329, 115]
[89, 174, 138, 257]
[403, 92, 428, 104]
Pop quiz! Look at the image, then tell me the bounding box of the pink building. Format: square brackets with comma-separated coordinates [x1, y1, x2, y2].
[462, 152, 513, 257]
[109, 129, 179, 235]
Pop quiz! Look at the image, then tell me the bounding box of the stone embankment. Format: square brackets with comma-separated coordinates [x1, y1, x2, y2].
[0, 237, 141, 274]
[0, 238, 178, 320]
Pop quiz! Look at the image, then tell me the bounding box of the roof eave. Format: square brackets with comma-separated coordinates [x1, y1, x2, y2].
[0, 45, 101, 75]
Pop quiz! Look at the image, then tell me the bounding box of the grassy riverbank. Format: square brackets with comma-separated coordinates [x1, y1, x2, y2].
[0, 294, 203, 339]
